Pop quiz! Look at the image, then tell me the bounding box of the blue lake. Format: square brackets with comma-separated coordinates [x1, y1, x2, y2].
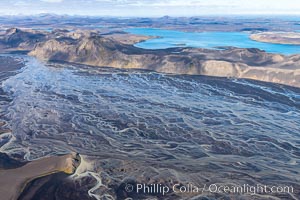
[126, 28, 300, 55]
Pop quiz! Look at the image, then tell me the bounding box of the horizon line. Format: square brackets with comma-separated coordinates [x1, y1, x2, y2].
[1, 13, 300, 18]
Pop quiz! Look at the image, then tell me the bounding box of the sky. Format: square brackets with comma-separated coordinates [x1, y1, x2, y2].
[0, 0, 300, 17]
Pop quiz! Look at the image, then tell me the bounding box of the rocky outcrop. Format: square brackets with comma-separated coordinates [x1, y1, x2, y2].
[250, 32, 300, 45]
[201, 60, 243, 77]
[1, 28, 300, 88]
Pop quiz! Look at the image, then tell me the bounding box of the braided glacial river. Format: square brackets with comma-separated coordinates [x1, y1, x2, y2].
[0, 55, 300, 199]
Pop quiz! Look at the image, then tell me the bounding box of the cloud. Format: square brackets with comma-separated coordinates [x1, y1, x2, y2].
[0, 0, 300, 16]
[40, 0, 63, 3]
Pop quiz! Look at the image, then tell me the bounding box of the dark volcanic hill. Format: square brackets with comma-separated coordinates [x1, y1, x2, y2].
[1, 28, 300, 88]
[0, 28, 46, 50]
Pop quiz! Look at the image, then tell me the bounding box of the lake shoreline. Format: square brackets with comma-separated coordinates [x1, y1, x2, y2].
[126, 28, 300, 55]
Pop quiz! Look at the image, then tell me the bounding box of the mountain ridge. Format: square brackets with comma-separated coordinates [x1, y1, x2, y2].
[1, 28, 300, 88]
